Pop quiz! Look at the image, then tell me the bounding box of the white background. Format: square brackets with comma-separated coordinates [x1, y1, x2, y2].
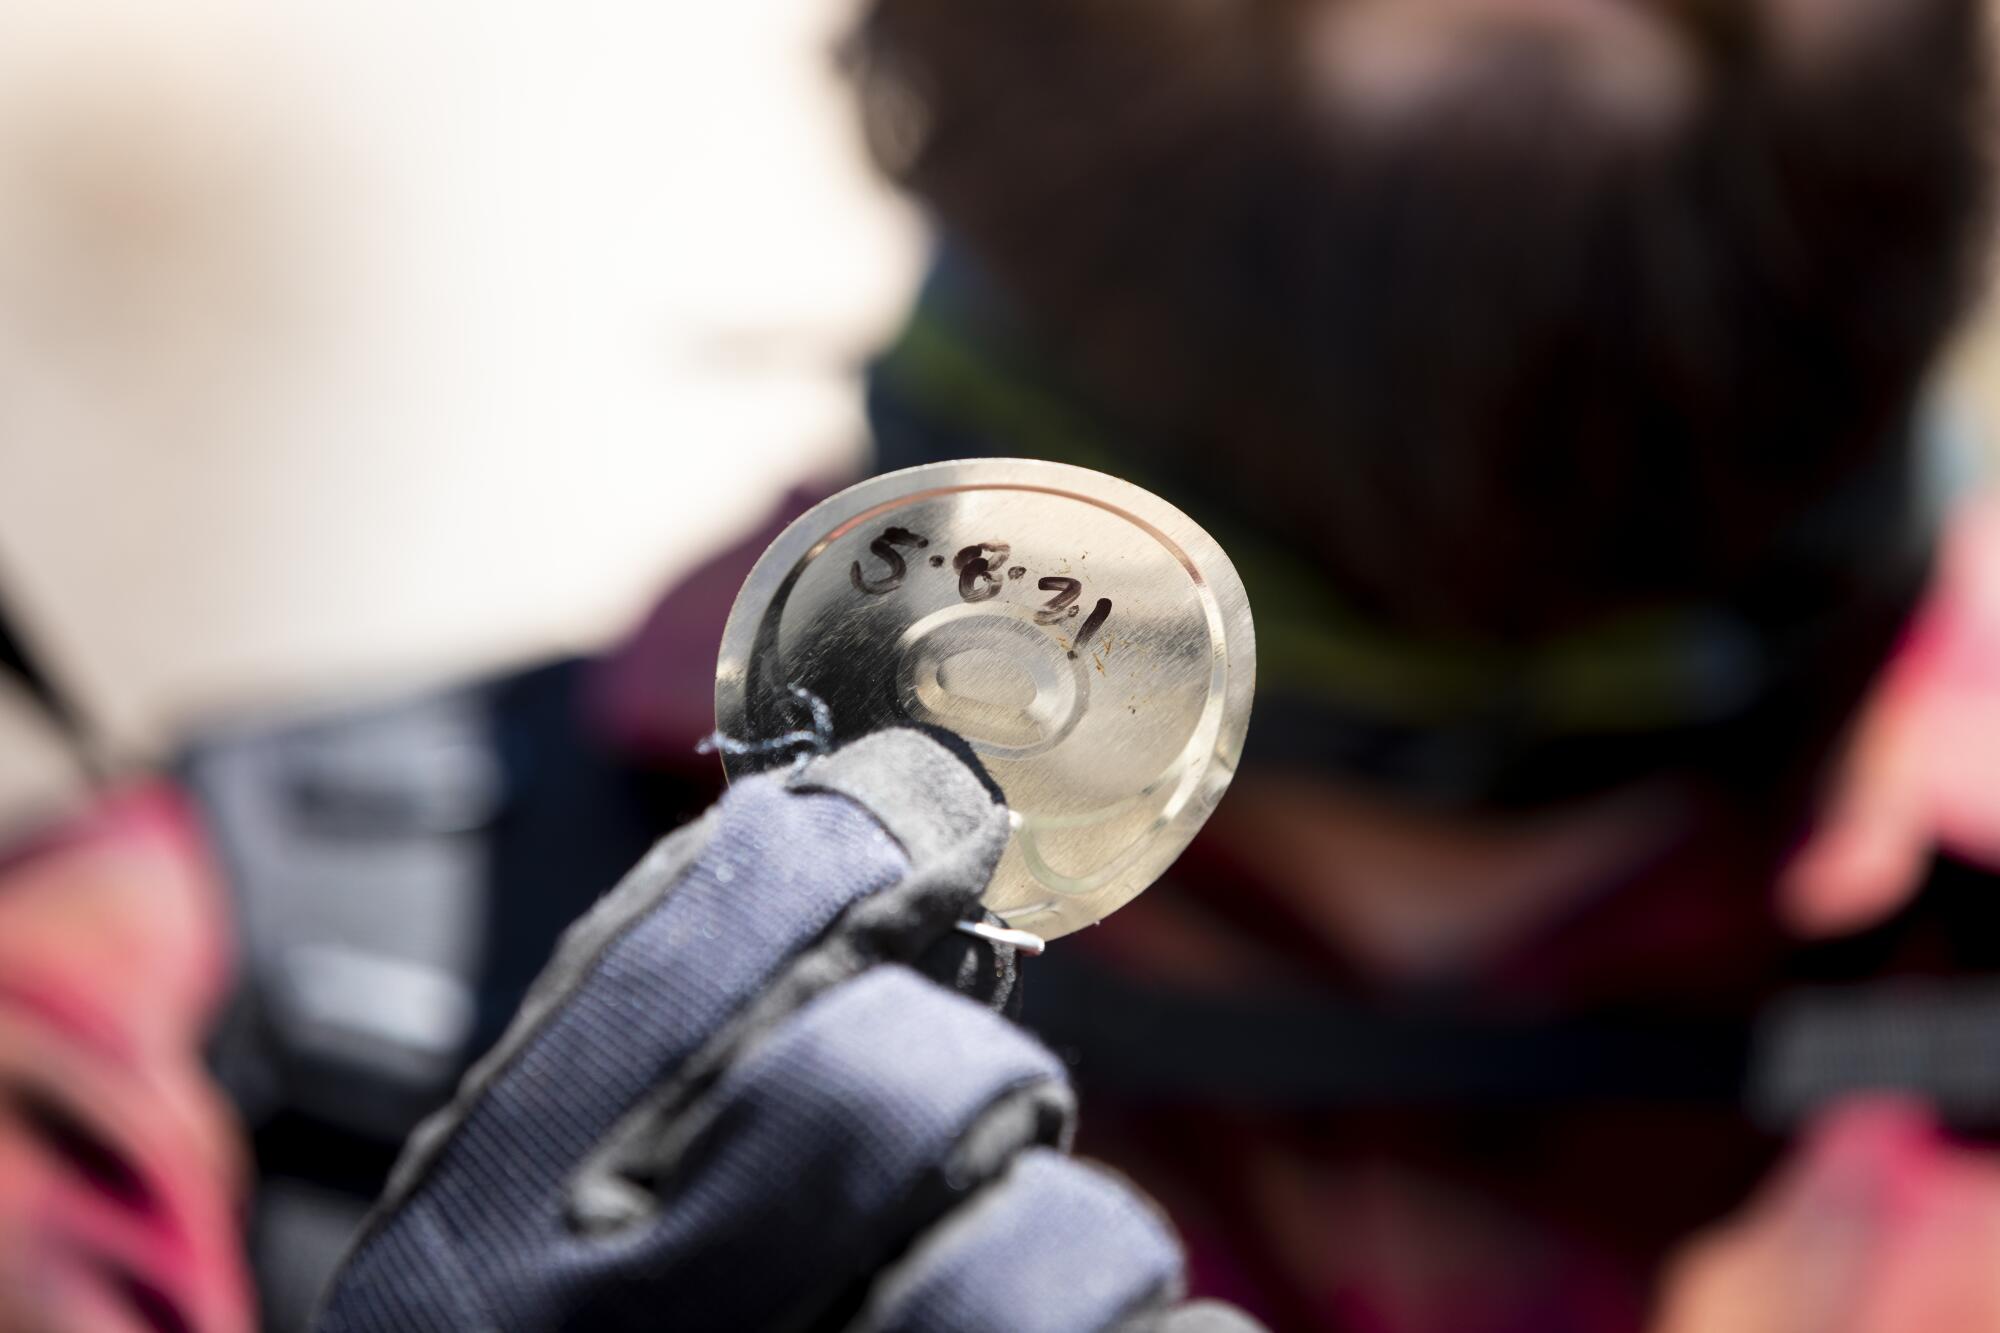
[0, 0, 922, 826]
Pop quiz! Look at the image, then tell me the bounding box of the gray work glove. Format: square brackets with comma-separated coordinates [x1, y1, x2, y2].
[314, 728, 1262, 1333]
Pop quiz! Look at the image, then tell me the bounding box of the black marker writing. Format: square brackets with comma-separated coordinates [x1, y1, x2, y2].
[953, 542, 1011, 603]
[1072, 598, 1113, 655]
[850, 527, 928, 595]
[1034, 576, 1082, 624]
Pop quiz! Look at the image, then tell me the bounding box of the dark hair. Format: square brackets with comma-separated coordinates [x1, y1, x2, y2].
[848, 0, 1991, 645]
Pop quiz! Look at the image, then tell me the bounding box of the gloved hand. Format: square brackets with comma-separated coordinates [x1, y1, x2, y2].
[314, 728, 1260, 1333]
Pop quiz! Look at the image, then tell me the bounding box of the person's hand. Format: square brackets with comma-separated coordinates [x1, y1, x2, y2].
[1781, 498, 2000, 937]
[315, 728, 1260, 1333]
[1652, 1099, 2000, 1333]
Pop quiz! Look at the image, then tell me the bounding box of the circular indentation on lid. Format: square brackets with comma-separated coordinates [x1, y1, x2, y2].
[715, 458, 1256, 941]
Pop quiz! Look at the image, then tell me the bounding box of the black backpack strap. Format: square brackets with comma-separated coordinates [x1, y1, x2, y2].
[1021, 857, 2000, 1131]
[1019, 946, 1751, 1109]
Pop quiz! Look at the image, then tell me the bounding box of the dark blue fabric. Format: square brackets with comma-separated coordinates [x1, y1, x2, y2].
[868, 1149, 1180, 1333]
[314, 736, 1230, 1332]
[575, 965, 1066, 1328]
[320, 776, 912, 1331]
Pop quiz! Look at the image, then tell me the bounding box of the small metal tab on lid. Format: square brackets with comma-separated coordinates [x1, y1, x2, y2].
[714, 458, 1255, 941]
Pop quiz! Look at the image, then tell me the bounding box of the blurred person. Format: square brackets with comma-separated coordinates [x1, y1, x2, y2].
[24, 1, 2000, 1333]
[805, 0, 2000, 1328]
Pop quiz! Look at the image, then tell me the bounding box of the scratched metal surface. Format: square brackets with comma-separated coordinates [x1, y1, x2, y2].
[716, 458, 1256, 941]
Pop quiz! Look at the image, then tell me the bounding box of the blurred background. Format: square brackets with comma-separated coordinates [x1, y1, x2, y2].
[0, 0, 923, 834]
[6, 6, 2000, 1331]
[7, 0, 2000, 838]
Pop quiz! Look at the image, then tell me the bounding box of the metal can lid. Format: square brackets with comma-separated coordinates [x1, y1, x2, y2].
[715, 458, 1256, 941]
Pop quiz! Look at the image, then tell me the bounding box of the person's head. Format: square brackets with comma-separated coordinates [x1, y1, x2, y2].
[853, 0, 1987, 641]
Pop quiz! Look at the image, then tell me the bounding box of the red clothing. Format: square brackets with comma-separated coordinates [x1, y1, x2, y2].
[0, 786, 250, 1333]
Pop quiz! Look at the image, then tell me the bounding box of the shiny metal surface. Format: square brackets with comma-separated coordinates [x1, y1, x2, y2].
[715, 459, 1256, 940]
